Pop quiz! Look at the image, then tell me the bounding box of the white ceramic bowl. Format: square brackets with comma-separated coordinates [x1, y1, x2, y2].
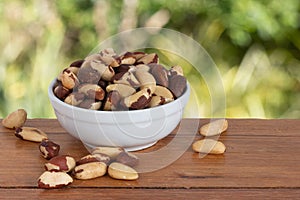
[48, 79, 190, 151]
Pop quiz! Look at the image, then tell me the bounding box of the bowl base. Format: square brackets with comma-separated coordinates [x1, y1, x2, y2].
[82, 141, 158, 152]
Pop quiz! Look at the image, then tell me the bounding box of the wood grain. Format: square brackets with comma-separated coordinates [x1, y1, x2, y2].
[0, 119, 299, 199]
[0, 189, 300, 200]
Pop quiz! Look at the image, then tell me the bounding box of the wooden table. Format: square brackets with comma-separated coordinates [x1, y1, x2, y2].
[0, 119, 299, 199]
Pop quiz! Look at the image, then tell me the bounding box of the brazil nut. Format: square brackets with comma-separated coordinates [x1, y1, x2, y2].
[135, 69, 156, 92]
[15, 127, 48, 142]
[153, 85, 174, 103]
[149, 64, 169, 87]
[168, 74, 187, 98]
[120, 52, 136, 65]
[77, 62, 101, 84]
[64, 92, 85, 106]
[39, 139, 60, 160]
[169, 65, 184, 76]
[99, 48, 120, 67]
[73, 162, 107, 180]
[45, 155, 76, 172]
[38, 171, 73, 189]
[113, 71, 140, 88]
[77, 84, 105, 101]
[106, 84, 136, 98]
[192, 139, 226, 154]
[108, 162, 138, 180]
[136, 53, 158, 64]
[131, 52, 146, 60]
[103, 91, 121, 111]
[61, 69, 79, 90]
[2, 109, 27, 129]
[54, 84, 71, 100]
[148, 96, 165, 108]
[90, 60, 115, 81]
[122, 88, 152, 109]
[135, 64, 150, 72]
[76, 153, 111, 166]
[199, 119, 228, 137]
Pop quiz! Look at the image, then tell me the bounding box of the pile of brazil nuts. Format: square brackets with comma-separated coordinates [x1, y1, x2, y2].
[38, 146, 139, 189]
[53, 48, 187, 110]
[193, 119, 228, 154]
[1, 109, 140, 189]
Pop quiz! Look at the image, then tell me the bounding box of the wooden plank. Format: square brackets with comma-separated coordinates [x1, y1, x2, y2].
[0, 188, 300, 200]
[1, 118, 299, 136]
[0, 119, 299, 189]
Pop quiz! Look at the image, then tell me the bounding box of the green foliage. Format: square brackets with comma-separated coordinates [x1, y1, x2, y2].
[0, 0, 299, 118]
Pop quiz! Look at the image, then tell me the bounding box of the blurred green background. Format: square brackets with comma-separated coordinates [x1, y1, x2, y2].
[0, 0, 299, 118]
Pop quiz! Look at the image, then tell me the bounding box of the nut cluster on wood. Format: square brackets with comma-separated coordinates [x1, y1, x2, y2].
[37, 146, 140, 188]
[36, 146, 140, 188]
[53, 48, 187, 111]
[72, 147, 139, 181]
[1, 108, 231, 189]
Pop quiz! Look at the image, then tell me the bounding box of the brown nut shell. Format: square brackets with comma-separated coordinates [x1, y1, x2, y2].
[169, 65, 184, 76]
[168, 75, 187, 98]
[2, 109, 27, 129]
[64, 92, 85, 106]
[90, 60, 115, 81]
[149, 64, 169, 87]
[39, 139, 60, 160]
[38, 171, 73, 189]
[45, 155, 76, 172]
[73, 162, 107, 180]
[54, 84, 70, 100]
[122, 88, 152, 109]
[199, 119, 228, 137]
[65, 66, 80, 76]
[148, 96, 165, 108]
[153, 85, 174, 103]
[113, 71, 140, 88]
[76, 153, 111, 166]
[15, 127, 48, 142]
[103, 91, 121, 111]
[61, 69, 79, 90]
[136, 53, 158, 64]
[120, 52, 136, 65]
[77, 62, 101, 84]
[108, 162, 138, 180]
[192, 139, 226, 154]
[101, 55, 120, 67]
[106, 84, 136, 98]
[131, 52, 146, 60]
[77, 84, 105, 101]
[135, 64, 150, 72]
[135, 69, 156, 92]
[99, 48, 119, 67]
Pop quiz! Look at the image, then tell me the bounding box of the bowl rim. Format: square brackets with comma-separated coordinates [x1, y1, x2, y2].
[48, 78, 190, 115]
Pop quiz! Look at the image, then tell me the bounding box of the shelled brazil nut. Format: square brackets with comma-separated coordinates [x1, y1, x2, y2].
[53, 48, 187, 111]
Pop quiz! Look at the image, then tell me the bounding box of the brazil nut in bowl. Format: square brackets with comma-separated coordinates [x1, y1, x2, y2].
[48, 48, 190, 151]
